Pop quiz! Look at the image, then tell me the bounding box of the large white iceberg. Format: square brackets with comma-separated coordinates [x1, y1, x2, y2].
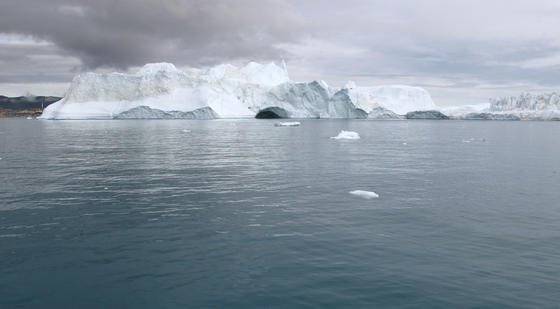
[40, 61, 438, 119]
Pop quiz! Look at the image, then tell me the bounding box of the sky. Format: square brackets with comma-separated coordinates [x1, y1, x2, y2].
[1, 0, 560, 106]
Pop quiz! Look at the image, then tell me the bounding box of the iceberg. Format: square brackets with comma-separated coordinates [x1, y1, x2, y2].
[441, 94, 560, 120]
[488, 92, 560, 120]
[331, 130, 360, 140]
[490, 92, 560, 112]
[441, 103, 490, 117]
[40, 61, 438, 120]
[349, 190, 379, 199]
[344, 81, 437, 115]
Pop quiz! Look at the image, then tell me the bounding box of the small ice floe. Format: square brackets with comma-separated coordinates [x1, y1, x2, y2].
[0, 233, 25, 238]
[275, 121, 300, 127]
[331, 130, 360, 140]
[462, 137, 486, 143]
[181, 129, 191, 133]
[402, 142, 408, 145]
[349, 190, 379, 199]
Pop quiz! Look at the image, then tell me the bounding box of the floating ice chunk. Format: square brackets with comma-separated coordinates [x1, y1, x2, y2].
[331, 130, 360, 140]
[463, 137, 487, 143]
[181, 129, 191, 133]
[274, 121, 300, 127]
[349, 190, 379, 199]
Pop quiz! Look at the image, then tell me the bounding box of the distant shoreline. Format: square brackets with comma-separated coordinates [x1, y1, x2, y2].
[0, 95, 61, 118]
[0, 108, 43, 118]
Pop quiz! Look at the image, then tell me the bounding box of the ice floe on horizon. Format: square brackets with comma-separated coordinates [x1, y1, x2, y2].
[274, 121, 301, 127]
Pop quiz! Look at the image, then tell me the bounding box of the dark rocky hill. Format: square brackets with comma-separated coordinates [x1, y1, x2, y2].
[0, 96, 62, 117]
[0, 96, 61, 110]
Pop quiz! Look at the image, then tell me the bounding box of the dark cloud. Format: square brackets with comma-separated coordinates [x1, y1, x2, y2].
[0, 39, 78, 83]
[0, 0, 308, 69]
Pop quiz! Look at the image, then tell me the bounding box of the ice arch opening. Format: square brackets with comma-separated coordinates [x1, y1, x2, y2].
[255, 107, 289, 119]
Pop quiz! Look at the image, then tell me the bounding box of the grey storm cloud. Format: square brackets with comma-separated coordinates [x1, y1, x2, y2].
[0, 0, 309, 69]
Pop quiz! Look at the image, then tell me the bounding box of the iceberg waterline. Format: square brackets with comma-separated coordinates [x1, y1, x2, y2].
[40, 62, 438, 120]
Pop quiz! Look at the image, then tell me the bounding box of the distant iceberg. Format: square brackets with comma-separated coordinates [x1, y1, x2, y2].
[441, 93, 560, 120]
[488, 92, 560, 120]
[40, 61, 438, 120]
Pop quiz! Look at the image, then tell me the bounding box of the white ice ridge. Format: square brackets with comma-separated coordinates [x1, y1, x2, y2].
[349, 190, 379, 199]
[331, 130, 360, 140]
[40, 61, 438, 119]
[440, 92, 560, 120]
[486, 92, 560, 120]
[490, 92, 560, 111]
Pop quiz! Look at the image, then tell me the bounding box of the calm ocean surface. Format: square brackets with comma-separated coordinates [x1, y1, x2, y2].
[1, 119, 560, 308]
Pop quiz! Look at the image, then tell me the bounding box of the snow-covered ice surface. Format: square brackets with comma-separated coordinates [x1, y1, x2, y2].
[349, 190, 379, 199]
[274, 122, 301, 127]
[331, 130, 360, 140]
[40, 62, 438, 120]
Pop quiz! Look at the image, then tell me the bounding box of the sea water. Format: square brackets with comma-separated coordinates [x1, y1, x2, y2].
[1, 119, 560, 308]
